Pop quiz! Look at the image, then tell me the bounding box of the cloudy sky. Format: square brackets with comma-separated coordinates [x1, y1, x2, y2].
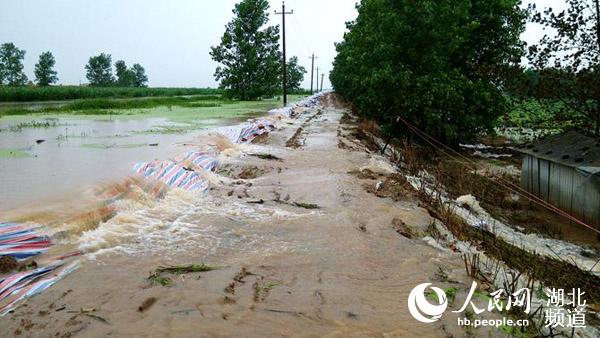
[0, 0, 557, 88]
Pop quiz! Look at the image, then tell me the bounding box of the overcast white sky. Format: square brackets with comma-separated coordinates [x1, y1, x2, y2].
[0, 0, 558, 88]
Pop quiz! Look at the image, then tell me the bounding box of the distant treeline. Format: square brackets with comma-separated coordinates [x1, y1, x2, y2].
[0, 42, 150, 88]
[0, 86, 223, 102]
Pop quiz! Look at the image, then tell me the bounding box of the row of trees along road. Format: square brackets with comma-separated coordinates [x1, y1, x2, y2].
[85, 53, 148, 87]
[211, 0, 306, 100]
[0, 43, 57, 86]
[330, 0, 527, 145]
[0, 42, 148, 88]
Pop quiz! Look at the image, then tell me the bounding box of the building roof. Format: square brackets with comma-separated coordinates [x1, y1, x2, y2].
[518, 130, 600, 175]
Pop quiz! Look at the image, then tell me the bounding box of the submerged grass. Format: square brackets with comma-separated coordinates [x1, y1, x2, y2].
[248, 153, 283, 161]
[0, 149, 32, 158]
[156, 264, 216, 274]
[148, 264, 217, 287]
[6, 118, 61, 131]
[81, 143, 148, 149]
[293, 202, 321, 210]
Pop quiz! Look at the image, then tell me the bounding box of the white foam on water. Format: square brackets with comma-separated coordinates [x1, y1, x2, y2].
[78, 188, 314, 259]
[73, 93, 330, 258]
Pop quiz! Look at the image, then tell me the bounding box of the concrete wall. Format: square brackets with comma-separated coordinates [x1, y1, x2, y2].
[521, 155, 600, 228]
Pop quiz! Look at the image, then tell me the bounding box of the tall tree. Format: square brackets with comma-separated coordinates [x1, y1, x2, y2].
[528, 0, 600, 136]
[210, 0, 281, 100]
[115, 60, 135, 87]
[330, 0, 526, 144]
[85, 53, 114, 86]
[286, 56, 306, 91]
[0, 43, 28, 86]
[131, 63, 148, 87]
[34, 51, 58, 86]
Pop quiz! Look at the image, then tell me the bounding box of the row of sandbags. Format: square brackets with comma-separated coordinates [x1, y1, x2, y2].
[131, 118, 276, 193]
[0, 222, 51, 261]
[0, 258, 80, 316]
[268, 92, 328, 118]
[1, 222, 80, 316]
[132, 93, 327, 192]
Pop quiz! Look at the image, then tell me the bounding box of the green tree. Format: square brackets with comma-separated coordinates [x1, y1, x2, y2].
[34, 51, 58, 86]
[131, 63, 148, 87]
[286, 56, 306, 91]
[330, 0, 526, 144]
[210, 0, 281, 100]
[0, 43, 28, 86]
[528, 0, 600, 136]
[85, 53, 114, 86]
[115, 60, 134, 87]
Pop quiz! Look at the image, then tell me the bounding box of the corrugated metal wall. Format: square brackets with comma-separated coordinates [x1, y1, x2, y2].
[521, 155, 600, 228]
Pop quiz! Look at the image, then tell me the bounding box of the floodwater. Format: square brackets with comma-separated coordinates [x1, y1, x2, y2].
[1, 94, 476, 337]
[0, 113, 254, 212]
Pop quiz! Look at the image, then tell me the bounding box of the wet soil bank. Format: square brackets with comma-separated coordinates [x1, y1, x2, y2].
[1, 94, 539, 337]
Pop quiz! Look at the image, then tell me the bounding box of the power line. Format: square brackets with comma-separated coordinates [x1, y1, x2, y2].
[395, 116, 600, 235]
[290, 15, 312, 57]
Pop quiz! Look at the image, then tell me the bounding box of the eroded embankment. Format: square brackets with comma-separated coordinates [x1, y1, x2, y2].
[0, 93, 484, 337]
[337, 106, 600, 335]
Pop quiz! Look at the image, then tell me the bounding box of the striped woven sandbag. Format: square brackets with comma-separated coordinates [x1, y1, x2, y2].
[0, 223, 51, 261]
[215, 120, 271, 144]
[132, 161, 210, 193]
[214, 125, 244, 144]
[0, 260, 79, 316]
[0, 223, 30, 236]
[178, 151, 220, 172]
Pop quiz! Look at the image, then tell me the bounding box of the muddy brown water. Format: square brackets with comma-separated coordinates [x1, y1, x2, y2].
[0, 114, 259, 212]
[0, 96, 492, 337]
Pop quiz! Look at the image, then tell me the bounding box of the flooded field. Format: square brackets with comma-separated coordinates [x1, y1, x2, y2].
[0, 97, 295, 211]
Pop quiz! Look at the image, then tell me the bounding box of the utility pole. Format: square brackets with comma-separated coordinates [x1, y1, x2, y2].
[315, 67, 319, 93]
[309, 54, 317, 94]
[275, 1, 293, 106]
[320, 73, 325, 92]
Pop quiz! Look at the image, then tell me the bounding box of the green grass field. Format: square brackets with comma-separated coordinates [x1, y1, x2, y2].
[0, 86, 222, 102]
[0, 95, 225, 116]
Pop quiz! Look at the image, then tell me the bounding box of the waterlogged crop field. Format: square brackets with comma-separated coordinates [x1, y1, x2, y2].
[0, 86, 222, 102]
[0, 94, 306, 210]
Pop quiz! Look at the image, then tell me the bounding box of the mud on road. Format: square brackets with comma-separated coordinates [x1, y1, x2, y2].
[1, 94, 487, 337]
